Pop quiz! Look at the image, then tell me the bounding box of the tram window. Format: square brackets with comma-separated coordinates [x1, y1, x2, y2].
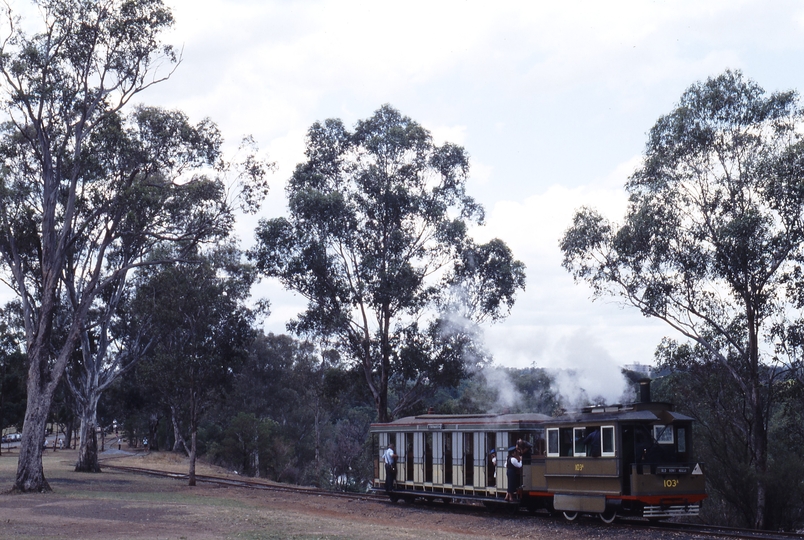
[601, 426, 615, 456]
[533, 428, 546, 457]
[677, 428, 686, 453]
[560, 428, 573, 456]
[573, 427, 586, 456]
[547, 428, 559, 456]
[653, 424, 674, 444]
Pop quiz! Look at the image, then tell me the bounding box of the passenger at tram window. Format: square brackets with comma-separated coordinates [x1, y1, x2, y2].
[489, 449, 497, 481]
[533, 430, 546, 457]
[516, 439, 533, 464]
[583, 428, 601, 457]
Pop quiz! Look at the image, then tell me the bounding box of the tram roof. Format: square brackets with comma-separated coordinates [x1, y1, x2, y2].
[369, 402, 695, 432]
[370, 412, 551, 432]
[544, 403, 695, 425]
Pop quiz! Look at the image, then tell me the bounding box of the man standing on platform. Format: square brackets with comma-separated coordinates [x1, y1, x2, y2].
[383, 443, 397, 492]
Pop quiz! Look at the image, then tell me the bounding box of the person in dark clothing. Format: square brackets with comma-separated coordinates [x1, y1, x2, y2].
[583, 428, 601, 457]
[383, 443, 397, 492]
[505, 448, 522, 502]
[516, 438, 533, 463]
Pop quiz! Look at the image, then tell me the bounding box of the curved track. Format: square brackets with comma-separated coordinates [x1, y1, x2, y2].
[104, 464, 803, 540]
[103, 463, 387, 503]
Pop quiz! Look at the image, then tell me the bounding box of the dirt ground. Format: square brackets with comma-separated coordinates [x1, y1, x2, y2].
[0, 446, 714, 539]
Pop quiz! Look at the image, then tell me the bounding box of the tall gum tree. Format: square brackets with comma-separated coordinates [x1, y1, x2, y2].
[560, 71, 804, 529]
[0, 0, 269, 491]
[61, 108, 267, 473]
[250, 105, 526, 423]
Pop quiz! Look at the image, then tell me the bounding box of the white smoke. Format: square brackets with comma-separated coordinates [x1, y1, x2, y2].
[479, 366, 523, 413]
[548, 328, 631, 410]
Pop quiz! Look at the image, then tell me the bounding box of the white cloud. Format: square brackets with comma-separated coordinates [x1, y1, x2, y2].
[4, 0, 804, 384]
[430, 124, 468, 146]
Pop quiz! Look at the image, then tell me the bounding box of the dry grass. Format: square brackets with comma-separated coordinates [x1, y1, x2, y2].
[0, 447, 705, 539]
[0, 447, 486, 539]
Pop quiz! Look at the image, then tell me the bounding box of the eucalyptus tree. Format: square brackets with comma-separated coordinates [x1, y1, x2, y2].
[133, 244, 257, 486]
[560, 71, 804, 529]
[62, 108, 265, 473]
[251, 105, 526, 423]
[0, 0, 268, 492]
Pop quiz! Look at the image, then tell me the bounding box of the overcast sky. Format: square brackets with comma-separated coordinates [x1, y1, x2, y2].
[8, 0, 804, 400]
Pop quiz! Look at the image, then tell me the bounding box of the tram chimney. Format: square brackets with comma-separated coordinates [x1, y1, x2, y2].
[638, 378, 651, 403]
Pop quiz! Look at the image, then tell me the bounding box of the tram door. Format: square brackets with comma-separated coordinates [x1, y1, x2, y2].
[378, 433, 388, 484]
[405, 433, 414, 483]
[486, 432, 496, 486]
[444, 433, 453, 484]
[424, 433, 433, 483]
[372, 433, 379, 482]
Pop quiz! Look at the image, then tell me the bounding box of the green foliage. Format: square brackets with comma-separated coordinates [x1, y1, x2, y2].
[209, 332, 375, 489]
[206, 413, 278, 478]
[655, 345, 804, 531]
[125, 243, 257, 483]
[561, 70, 804, 528]
[653, 363, 758, 527]
[0, 0, 267, 491]
[251, 104, 525, 422]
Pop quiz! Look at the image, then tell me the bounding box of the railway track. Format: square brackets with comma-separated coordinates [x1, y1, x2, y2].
[636, 520, 804, 540]
[104, 464, 803, 540]
[102, 463, 388, 503]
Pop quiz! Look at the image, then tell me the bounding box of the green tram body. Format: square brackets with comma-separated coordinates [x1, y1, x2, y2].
[370, 400, 706, 521]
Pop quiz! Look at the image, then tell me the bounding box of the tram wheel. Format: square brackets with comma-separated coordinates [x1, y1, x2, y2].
[389, 493, 399, 503]
[599, 509, 617, 524]
[562, 511, 579, 521]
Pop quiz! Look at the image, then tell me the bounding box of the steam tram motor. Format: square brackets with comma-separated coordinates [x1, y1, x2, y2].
[370, 385, 706, 521]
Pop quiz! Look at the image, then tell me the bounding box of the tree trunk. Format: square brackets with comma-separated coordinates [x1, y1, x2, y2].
[188, 389, 197, 487]
[751, 381, 768, 529]
[188, 429, 197, 486]
[314, 394, 321, 473]
[14, 392, 52, 492]
[64, 416, 74, 449]
[747, 317, 768, 530]
[377, 381, 389, 423]
[148, 413, 160, 452]
[170, 405, 187, 454]
[75, 396, 101, 472]
[251, 433, 260, 479]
